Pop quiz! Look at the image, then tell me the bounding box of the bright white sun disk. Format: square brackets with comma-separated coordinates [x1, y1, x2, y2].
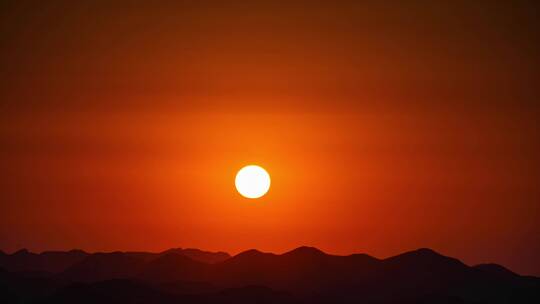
[235, 165, 271, 199]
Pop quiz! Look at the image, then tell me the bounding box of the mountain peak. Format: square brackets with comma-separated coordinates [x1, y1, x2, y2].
[284, 246, 326, 256]
[384, 247, 469, 272]
[235, 249, 265, 258]
[161, 247, 182, 253]
[14, 248, 30, 255]
[412, 248, 440, 256]
[160, 248, 231, 264]
[68, 249, 88, 255]
[389, 248, 449, 260]
[182, 247, 229, 256]
[385, 247, 444, 262]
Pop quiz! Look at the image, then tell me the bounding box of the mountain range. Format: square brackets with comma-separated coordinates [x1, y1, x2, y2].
[0, 246, 538, 303]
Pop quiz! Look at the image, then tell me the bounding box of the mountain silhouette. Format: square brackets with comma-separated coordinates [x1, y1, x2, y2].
[137, 252, 209, 283]
[473, 263, 519, 280]
[0, 246, 538, 303]
[58, 252, 146, 282]
[159, 248, 231, 264]
[0, 249, 88, 274]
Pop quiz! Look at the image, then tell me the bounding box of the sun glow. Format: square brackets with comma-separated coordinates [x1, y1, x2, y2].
[235, 165, 271, 199]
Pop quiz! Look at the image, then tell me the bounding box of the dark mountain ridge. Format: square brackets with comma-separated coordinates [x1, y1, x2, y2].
[0, 247, 230, 274]
[0, 249, 88, 274]
[0, 246, 538, 303]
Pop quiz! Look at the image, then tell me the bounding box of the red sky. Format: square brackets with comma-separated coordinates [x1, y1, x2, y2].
[1, 1, 539, 275]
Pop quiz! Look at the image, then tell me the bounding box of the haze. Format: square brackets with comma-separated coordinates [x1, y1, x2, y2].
[0, 1, 539, 275]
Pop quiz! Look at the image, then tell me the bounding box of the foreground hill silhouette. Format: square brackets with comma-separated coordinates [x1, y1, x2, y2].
[0, 247, 538, 303]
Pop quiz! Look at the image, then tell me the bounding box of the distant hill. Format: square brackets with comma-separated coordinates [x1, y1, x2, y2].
[59, 252, 146, 282]
[137, 252, 209, 283]
[0, 248, 229, 275]
[0, 246, 538, 303]
[0, 249, 88, 273]
[158, 248, 230, 264]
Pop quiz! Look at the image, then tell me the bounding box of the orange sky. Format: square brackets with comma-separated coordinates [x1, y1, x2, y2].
[1, 1, 539, 275]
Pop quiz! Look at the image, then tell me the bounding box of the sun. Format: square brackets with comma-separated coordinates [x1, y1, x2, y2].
[235, 165, 271, 199]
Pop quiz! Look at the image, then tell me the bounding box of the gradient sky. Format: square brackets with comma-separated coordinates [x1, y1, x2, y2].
[1, 1, 539, 275]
